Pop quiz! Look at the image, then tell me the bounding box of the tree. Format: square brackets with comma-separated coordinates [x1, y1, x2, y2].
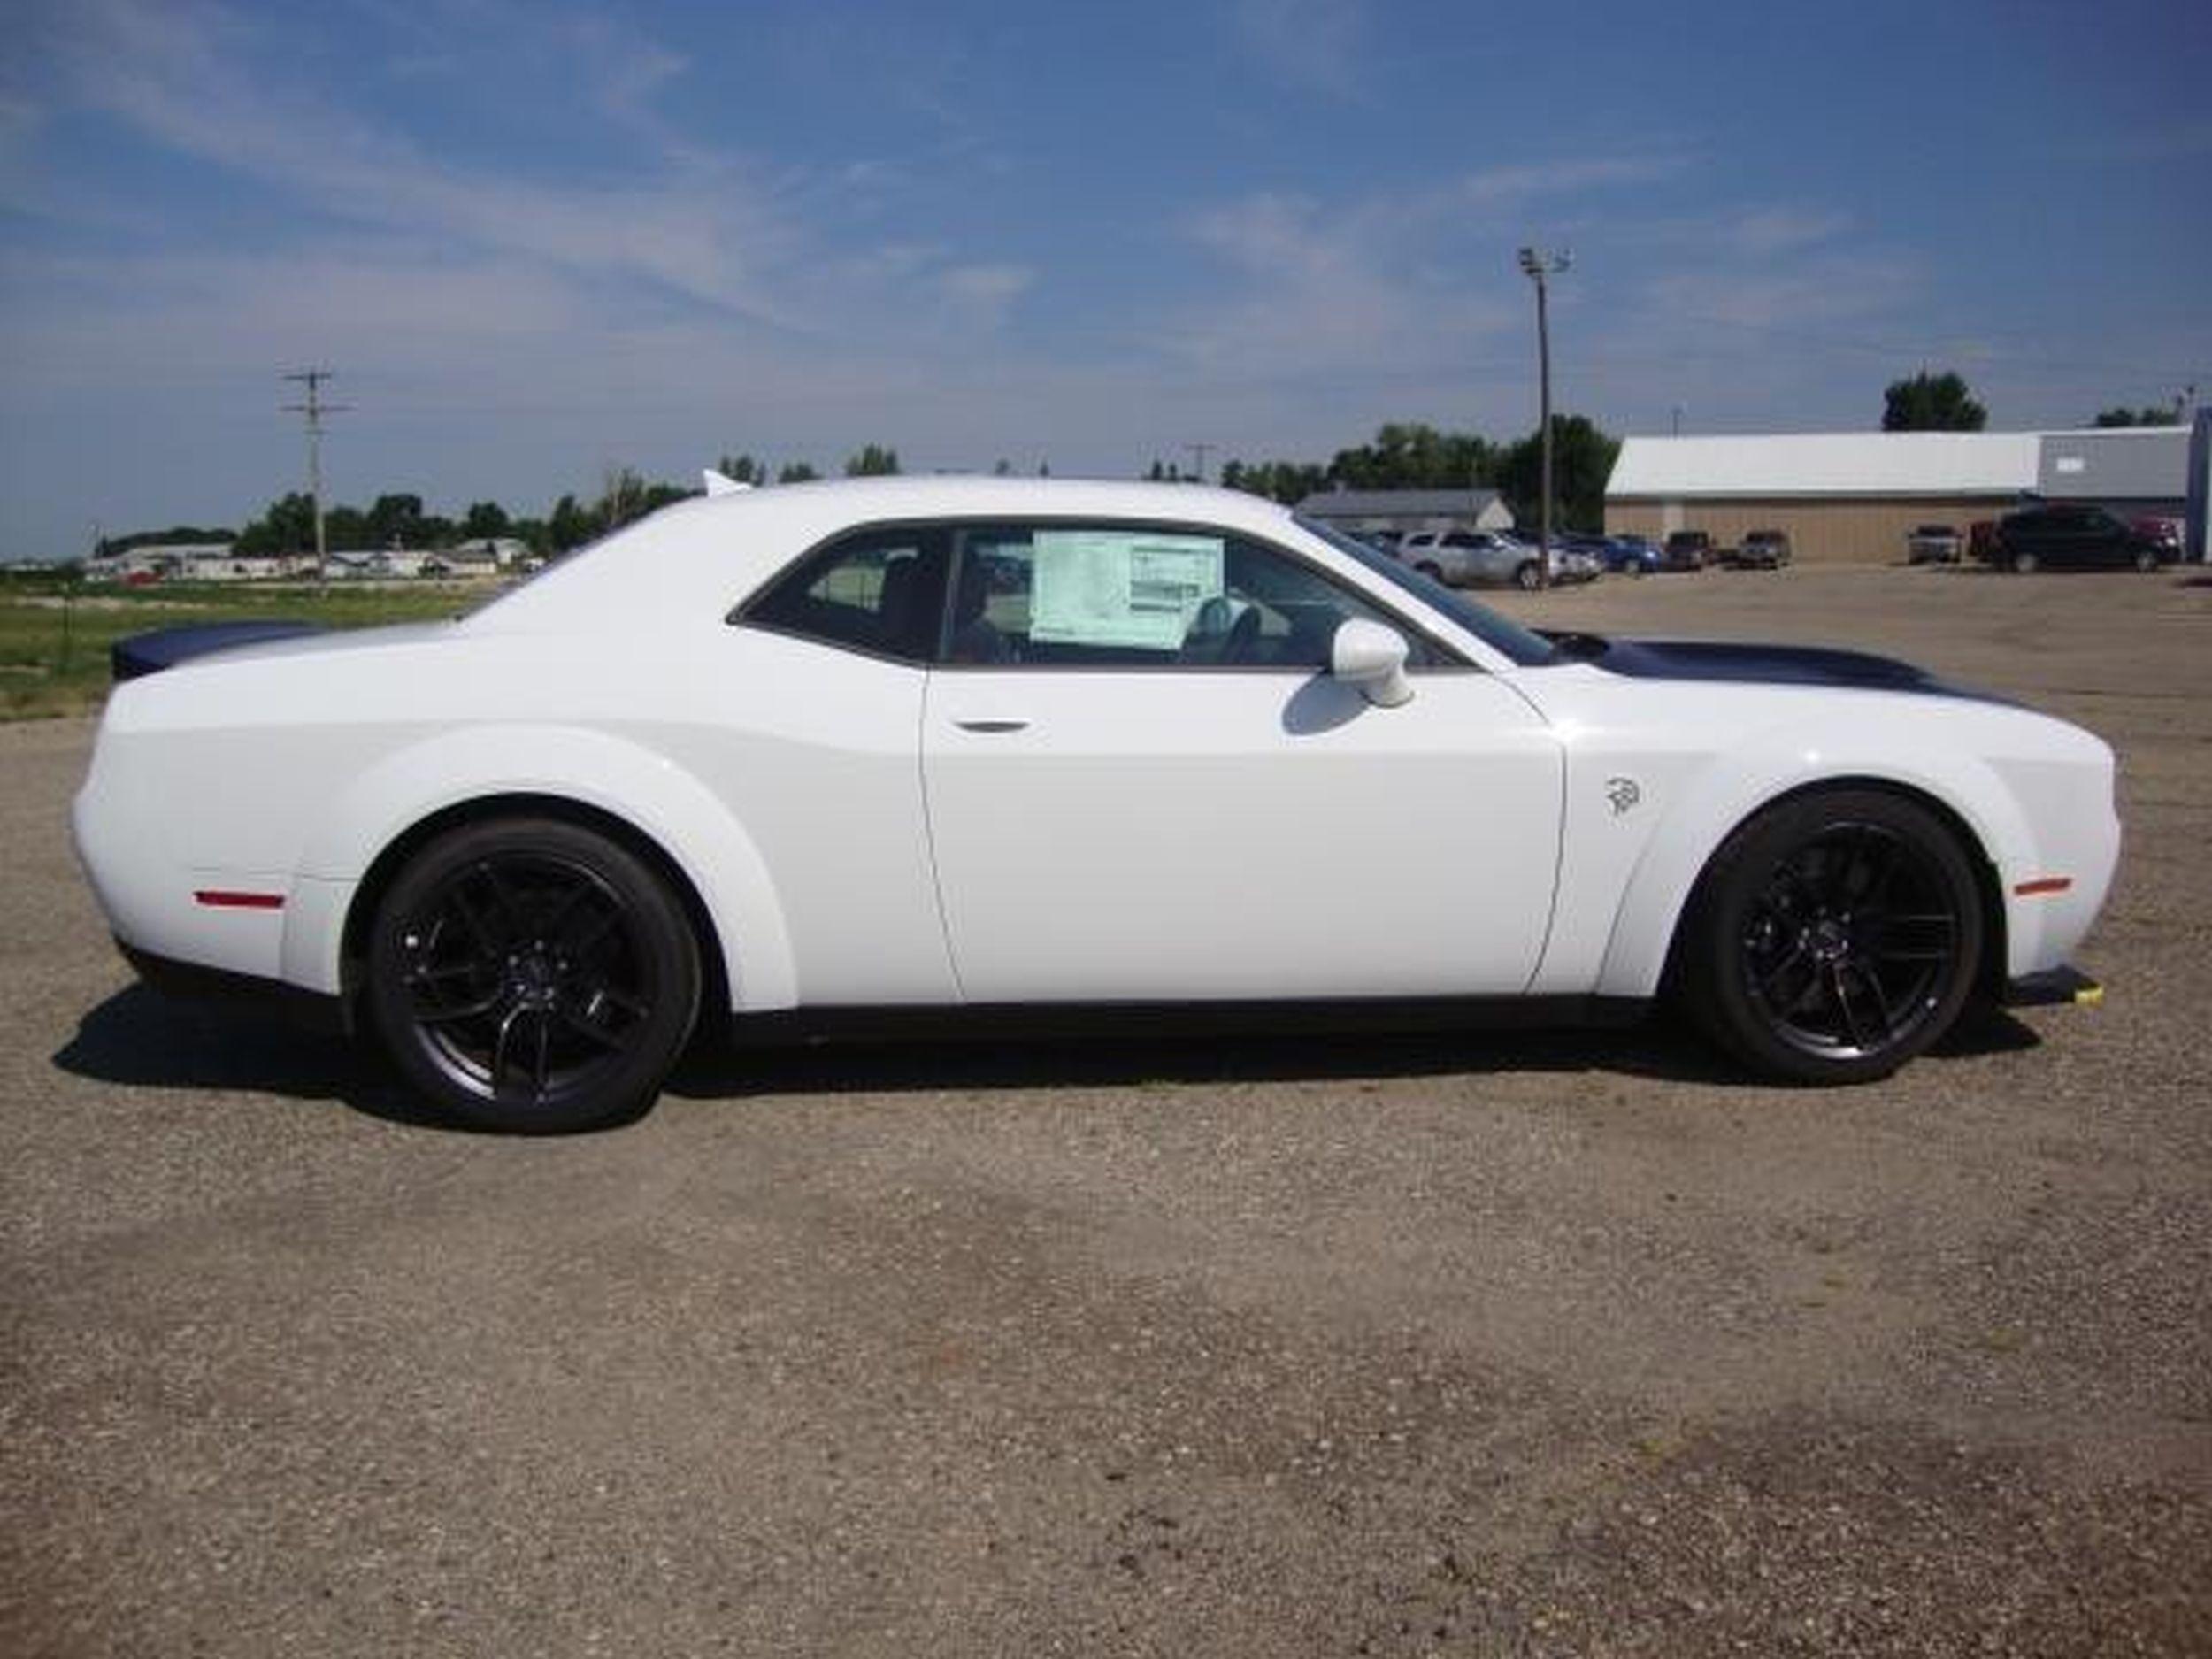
[1325, 423, 1495, 490]
[844, 443, 901, 476]
[1494, 414, 1620, 532]
[366, 492, 427, 548]
[548, 493, 597, 552]
[1220, 457, 1330, 505]
[2092, 406, 2181, 427]
[716, 453, 766, 485]
[233, 492, 317, 557]
[462, 500, 511, 540]
[1882, 371, 1986, 432]
[778, 462, 820, 483]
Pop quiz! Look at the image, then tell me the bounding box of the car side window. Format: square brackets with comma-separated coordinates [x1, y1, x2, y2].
[739, 526, 950, 662]
[941, 524, 1435, 671]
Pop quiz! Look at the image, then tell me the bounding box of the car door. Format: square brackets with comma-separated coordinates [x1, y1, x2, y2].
[918, 522, 1564, 1003]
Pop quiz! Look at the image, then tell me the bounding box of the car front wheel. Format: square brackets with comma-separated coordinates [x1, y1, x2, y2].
[2008, 548, 2038, 573]
[366, 817, 702, 1132]
[1514, 561, 1540, 590]
[1681, 790, 1983, 1084]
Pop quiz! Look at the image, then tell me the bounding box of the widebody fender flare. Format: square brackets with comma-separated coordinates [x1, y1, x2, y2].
[1591, 739, 2032, 1001]
[284, 723, 795, 1010]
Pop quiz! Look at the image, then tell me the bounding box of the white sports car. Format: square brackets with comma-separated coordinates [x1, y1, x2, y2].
[74, 477, 2117, 1131]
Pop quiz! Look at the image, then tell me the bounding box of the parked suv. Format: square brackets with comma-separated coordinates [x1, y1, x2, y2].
[1729, 528, 1793, 570]
[1396, 529, 1545, 589]
[1906, 524, 1962, 565]
[1993, 503, 2173, 573]
[1661, 529, 1714, 571]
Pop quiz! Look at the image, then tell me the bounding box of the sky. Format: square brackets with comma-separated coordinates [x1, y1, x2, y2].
[2, 0, 2208, 557]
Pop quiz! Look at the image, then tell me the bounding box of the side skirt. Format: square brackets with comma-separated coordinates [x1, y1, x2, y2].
[728, 995, 1650, 1049]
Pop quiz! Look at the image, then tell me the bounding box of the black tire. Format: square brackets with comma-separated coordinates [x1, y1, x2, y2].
[1680, 789, 1983, 1084]
[366, 817, 702, 1132]
[2008, 547, 2038, 574]
[2132, 547, 2159, 572]
[1514, 560, 1541, 590]
[1415, 561, 1445, 582]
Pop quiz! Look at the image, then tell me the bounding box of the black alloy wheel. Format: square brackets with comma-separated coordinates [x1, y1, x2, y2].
[367, 818, 701, 1132]
[1684, 790, 1983, 1084]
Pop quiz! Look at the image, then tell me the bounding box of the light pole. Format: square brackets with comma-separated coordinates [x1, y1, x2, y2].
[1517, 246, 1571, 590]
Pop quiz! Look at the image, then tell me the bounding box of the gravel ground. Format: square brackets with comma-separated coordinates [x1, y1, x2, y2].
[4, 563, 2208, 1655]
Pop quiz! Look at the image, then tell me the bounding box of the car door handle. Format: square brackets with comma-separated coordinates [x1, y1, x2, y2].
[953, 718, 1030, 733]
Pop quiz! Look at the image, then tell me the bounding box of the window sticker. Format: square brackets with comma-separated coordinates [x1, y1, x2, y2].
[1029, 531, 1225, 649]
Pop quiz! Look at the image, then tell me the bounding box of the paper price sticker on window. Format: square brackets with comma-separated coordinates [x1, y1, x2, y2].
[1030, 530, 1225, 650]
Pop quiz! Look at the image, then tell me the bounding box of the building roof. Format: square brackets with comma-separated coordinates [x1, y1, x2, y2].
[1294, 488, 1502, 518]
[1608, 433, 2041, 499]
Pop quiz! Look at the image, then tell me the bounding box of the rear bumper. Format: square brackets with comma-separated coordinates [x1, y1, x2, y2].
[2001, 964, 2104, 1009]
[118, 940, 354, 1034]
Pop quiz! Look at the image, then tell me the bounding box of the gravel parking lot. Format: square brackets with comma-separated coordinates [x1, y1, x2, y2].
[4, 564, 2208, 1656]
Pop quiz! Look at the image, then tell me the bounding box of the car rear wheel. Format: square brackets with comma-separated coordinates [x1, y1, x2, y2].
[1415, 561, 1444, 582]
[2133, 547, 2160, 572]
[1681, 790, 1983, 1085]
[366, 817, 702, 1132]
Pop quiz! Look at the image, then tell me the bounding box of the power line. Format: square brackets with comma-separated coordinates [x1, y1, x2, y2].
[281, 368, 349, 572]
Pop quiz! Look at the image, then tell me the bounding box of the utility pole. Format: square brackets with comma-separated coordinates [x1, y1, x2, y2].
[1517, 247, 1571, 591]
[1185, 442, 1216, 484]
[282, 369, 349, 578]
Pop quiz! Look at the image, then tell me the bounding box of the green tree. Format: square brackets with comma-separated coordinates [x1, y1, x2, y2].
[778, 462, 820, 483]
[1882, 371, 1986, 432]
[1494, 414, 1620, 532]
[462, 500, 511, 540]
[716, 453, 767, 485]
[548, 493, 598, 552]
[2092, 406, 2181, 427]
[1220, 458, 1331, 505]
[366, 492, 426, 548]
[844, 443, 901, 476]
[234, 492, 317, 557]
[323, 504, 369, 549]
[1326, 423, 1494, 490]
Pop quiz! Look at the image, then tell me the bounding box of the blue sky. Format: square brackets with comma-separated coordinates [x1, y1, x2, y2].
[2, 0, 2207, 556]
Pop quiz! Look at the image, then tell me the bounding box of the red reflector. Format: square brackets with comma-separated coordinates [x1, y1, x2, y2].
[194, 889, 286, 910]
[2012, 877, 2073, 897]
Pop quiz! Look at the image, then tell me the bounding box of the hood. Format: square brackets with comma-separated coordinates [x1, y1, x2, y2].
[1539, 632, 2007, 703]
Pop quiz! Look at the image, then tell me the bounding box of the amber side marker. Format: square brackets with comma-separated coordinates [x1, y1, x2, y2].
[2012, 877, 2074, 897]
[194, 890, 286, 910]
[2074, 984, 2105, 1008]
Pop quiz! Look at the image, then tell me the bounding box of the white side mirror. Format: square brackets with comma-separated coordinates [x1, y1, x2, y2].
[1330, 618, 1413, 707]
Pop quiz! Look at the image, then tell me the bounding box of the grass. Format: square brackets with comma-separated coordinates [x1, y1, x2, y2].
[0, 575, 489, 721]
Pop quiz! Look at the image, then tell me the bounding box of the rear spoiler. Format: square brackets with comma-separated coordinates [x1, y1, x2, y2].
[111, 621, 326, 682]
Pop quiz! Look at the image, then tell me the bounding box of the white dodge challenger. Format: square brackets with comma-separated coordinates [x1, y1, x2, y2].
[74, 476, 2118, 1131]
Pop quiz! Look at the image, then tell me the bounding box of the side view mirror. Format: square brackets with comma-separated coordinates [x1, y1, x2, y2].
[1330, 618, 1413, 707]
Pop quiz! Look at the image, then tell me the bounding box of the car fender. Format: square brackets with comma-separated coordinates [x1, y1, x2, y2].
[1590, 729, 2032, 1000]
[285, 723, 795, 1010]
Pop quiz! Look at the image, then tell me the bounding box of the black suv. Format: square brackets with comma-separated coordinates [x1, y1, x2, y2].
[1993, 504, 2172, 573]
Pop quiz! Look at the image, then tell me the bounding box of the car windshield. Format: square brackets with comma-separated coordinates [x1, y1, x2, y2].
[1295, 516, 1556, 666]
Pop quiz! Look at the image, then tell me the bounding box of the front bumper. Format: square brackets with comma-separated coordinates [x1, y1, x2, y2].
[2002, 964, 2104, 1009]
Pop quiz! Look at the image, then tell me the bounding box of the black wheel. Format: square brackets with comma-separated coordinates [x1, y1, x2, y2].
[2132, 547, 2159, 572]
[1415, 560, 1445, 581]
[2008, 547, 2038, 573]
[1514, 560, 1541, 590]
[366, 818, 702, 1132]
[1681, 790, 1983, 1084]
